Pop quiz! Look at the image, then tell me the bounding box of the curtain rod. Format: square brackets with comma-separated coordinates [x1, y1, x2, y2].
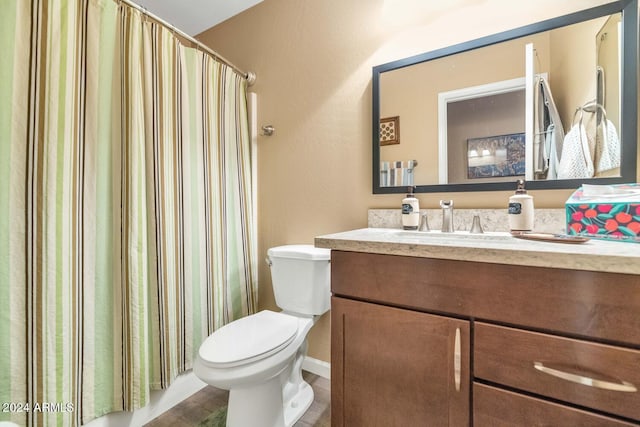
[118, 0, 256, 85]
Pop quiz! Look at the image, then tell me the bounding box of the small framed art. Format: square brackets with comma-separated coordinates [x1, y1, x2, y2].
[380, 116, 400, 146]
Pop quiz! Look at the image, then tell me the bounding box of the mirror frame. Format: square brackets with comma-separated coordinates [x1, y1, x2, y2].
[372, 0, 638, 194]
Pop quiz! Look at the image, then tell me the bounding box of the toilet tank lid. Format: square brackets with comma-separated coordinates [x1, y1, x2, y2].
[268, 245, 330, 261]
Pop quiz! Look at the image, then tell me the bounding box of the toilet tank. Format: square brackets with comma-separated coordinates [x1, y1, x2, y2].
[267, 245, 331, 316]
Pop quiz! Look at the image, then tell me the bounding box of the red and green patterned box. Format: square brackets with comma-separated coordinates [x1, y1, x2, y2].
[565, 184, 640, 243]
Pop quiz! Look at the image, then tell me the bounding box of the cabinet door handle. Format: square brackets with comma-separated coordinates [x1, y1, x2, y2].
[533, 361, 637, 392]
[454, 327, 461, 392]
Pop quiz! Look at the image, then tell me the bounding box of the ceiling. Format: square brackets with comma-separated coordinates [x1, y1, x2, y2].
[131, 0, 263, 36]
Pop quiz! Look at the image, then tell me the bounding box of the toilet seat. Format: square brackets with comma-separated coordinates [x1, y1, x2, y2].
[198, 310, 299, 368]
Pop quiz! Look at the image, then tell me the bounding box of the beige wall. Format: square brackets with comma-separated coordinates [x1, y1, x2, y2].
[197, 0, 629, 363]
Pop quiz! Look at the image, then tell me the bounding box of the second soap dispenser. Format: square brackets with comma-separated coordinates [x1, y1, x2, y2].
[402, 186, 420, 230]
[508, 179, 534, 232]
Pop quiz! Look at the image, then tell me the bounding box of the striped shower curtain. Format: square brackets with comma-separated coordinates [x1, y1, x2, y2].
[0, 1, 257, 426]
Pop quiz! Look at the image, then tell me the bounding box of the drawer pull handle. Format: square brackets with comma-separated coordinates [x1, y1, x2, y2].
[533, 362, 637, 392]
[454, 327, 461, 392]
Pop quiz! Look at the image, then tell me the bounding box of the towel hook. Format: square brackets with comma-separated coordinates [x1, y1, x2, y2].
[261, 125, 275, 136]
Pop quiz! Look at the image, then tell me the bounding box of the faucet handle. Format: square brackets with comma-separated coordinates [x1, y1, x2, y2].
[419, 213, 430, 231]
[440, 199, 454, 209]
[469, 214, 484, 234]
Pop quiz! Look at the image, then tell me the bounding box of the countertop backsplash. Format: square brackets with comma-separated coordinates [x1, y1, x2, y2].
[368, 208, 566, 234]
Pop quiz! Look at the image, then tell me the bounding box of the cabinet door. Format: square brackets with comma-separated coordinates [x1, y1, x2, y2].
[331, 296, 470, 427]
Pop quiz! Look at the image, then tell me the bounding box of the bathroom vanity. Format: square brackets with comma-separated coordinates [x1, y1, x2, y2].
[315, 229, 640, 426]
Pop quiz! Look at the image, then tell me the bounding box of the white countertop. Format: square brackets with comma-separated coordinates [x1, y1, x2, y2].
[315, 228, 640, 275]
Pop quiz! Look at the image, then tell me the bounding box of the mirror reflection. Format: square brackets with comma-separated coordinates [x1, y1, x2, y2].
[373, 1, 637, 193]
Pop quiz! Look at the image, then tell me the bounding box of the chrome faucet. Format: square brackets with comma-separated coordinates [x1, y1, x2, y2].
[440, 200, 454, 232]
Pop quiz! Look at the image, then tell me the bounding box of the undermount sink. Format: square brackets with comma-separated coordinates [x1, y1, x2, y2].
[390, 230, 514, 241]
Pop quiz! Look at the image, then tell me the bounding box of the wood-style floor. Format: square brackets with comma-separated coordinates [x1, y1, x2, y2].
[144, 371, 330, 427]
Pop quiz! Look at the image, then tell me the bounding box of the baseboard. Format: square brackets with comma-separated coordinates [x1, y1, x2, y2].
[83, 371, 207, 427]
[302, 356, 331, 380]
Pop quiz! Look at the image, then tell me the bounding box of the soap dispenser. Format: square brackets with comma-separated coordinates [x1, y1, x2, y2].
[508, 179, 534, 232]
[402, 186, 420, 230]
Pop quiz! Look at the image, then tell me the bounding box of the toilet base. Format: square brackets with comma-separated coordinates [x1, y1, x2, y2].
[227, 377, 285, 427]
[225, 377, 314, 427]
[283, 380, 314, 427]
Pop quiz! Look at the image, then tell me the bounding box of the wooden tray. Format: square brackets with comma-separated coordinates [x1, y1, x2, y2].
[512, 232, 590, 244]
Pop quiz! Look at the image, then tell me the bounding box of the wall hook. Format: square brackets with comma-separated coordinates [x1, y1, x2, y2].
[261, 125, 275, 136]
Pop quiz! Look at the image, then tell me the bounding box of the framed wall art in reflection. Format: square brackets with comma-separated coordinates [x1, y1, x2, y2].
[467, 133, 525, 179]
[380, 116, 400, 146]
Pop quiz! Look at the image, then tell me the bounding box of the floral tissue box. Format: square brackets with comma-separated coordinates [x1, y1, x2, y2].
[565, 184, 640, 243]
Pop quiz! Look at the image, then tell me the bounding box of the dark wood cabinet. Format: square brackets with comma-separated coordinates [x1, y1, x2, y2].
[331, 297, 470, 427]
[330, 250, 640, 426]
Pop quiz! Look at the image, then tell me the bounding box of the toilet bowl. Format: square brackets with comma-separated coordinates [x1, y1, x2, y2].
[193, 245, 331, 427]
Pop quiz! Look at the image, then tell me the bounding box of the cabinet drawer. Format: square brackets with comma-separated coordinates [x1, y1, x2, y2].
[475, 322, 640, 421]
[474, 383, 638, 427]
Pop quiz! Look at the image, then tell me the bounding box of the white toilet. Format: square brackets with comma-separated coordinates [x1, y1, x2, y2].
[193, 245, 331, 427]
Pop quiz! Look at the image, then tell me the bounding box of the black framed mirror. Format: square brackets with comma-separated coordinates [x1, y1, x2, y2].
[372, 0, 638, 194]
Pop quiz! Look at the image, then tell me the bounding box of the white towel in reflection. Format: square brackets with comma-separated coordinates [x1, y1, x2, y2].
[557, 123, 594, 179]
[594, 119, 620, 174]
